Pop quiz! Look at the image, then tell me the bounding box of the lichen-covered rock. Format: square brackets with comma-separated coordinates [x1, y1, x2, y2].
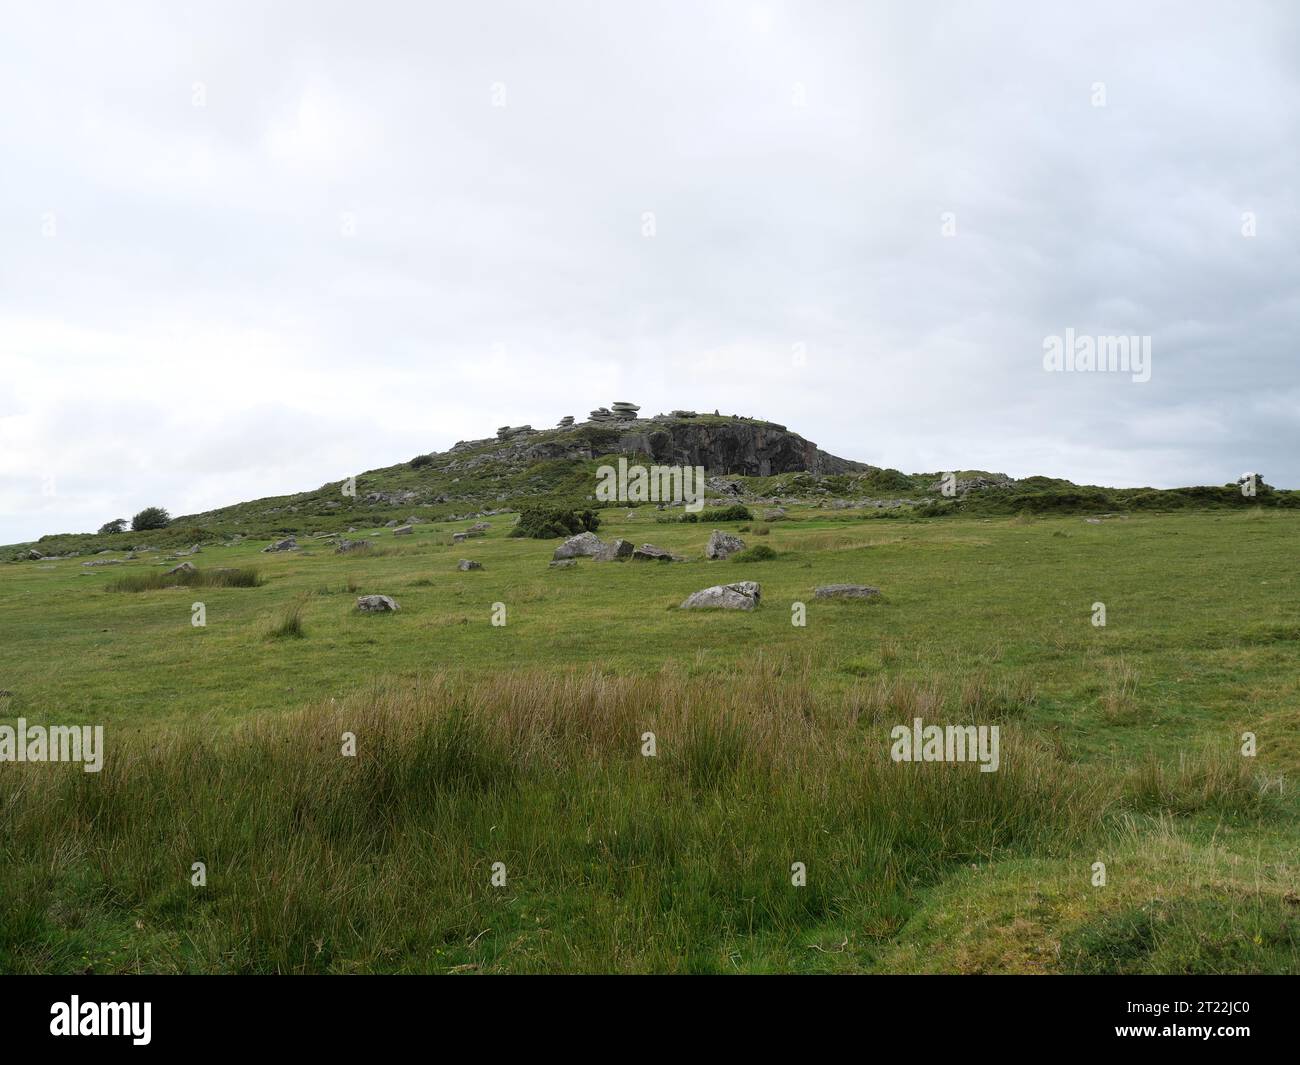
[356, 594, 399, 612]
[335, 539, 373, 553]
[705, 530, 746, 560]
[680, 581, 761, 610]
[263, 538, 297, 553]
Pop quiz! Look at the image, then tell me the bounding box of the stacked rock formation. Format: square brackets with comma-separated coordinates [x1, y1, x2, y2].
[588, 401, 640, 423]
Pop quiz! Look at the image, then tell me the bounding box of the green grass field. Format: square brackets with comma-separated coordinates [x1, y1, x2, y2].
[1, 507, 1297, 973]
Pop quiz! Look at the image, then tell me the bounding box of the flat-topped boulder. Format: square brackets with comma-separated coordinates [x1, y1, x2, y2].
[553, 531, 605, 560]
[263, 538, 297, 553]
[705, 530, 746, 560]
[356, 594, 399, 612]
[632, 543, 684, 562]
[814, 584, 880, 600]
[680, 581, 761, 611]
[393, 524, 414, 536]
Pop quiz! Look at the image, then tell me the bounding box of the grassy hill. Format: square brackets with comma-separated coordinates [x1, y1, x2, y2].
[5, 409, 1295, 561]
[1, 504, 1297, 972]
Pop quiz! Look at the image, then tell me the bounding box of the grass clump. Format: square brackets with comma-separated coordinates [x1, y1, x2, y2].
[267, 596, 308, 640]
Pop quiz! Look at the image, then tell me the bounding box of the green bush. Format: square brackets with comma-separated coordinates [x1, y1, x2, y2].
[409, 453, 434, 469]
[508, 505, 601, 539]
[131, 507, 171, 531]
[704, 504, 753, 522]
[97, 518, 127, 535]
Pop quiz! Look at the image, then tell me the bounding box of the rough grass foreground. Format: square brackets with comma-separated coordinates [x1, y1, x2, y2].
[0, 668, 1272, 974]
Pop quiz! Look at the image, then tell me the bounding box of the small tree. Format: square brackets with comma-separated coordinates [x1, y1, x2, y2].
[98, 518, 128, 535]
[131, 507, 171, 531]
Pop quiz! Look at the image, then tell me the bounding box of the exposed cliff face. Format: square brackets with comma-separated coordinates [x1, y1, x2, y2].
[611, 419, 863, 476]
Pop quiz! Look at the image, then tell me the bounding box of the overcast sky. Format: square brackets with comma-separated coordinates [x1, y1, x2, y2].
[1, 1, 1297, 543]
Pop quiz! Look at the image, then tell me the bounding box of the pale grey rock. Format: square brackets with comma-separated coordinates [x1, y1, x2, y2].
[680, 581, 761, 610]
[705, 530, 746, 560]
[594, 538, 634, 562]
[553, 531, 605, 560]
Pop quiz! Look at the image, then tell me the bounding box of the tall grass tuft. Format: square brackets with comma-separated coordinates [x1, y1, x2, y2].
[267, 595, 308, 639]
[108, 567, 263, 592]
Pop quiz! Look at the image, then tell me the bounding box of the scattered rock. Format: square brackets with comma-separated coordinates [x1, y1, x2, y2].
[356, 594, 400, 612]
[335, 539, 373, 553]
[763, 508, 787, 521]
[263, 538, 298, 553]
[384, 519, 400, 528]
[393, 525, 414, 536]
[705, 530, 746, 560]
[594, 538, 634, 562]
[549, 559, 577, 569]
[166, 562, 197, 575]
[1084, 518, 1102, 525]
[554, 531, 605, 560]
[680, 581, 761, 610]
[452, 532, 468, 543]
[457, 559, 483, 571]
[25, 549, 43, 560]
[814, 584, 880, 600]
[81, 558, 123, 567]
